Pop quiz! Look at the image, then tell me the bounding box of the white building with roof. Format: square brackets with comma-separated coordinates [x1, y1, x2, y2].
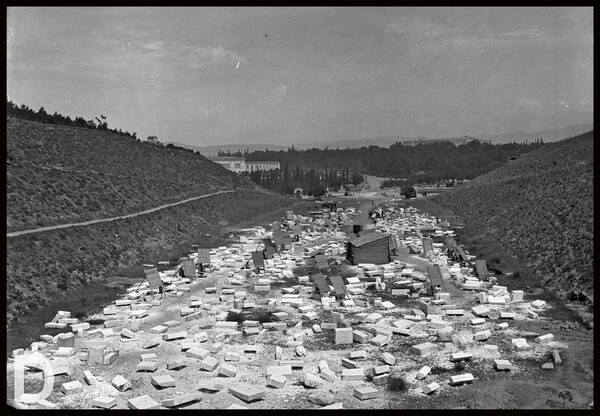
[208, 156, 280, 173]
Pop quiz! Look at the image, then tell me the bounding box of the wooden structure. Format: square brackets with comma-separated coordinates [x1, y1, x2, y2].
[182, 259, 196, 279]
[251, 251, 265, 273]
[422, 237, 434, 259]
[345, 233, 397, 265]
[312, 272, 331, 298]
[426, 264, 446, 294]
[475, 260, 491, 280]
[137, 267, 164, 299]
[444, 236, 469, 263]
[328, 275, 347, 299]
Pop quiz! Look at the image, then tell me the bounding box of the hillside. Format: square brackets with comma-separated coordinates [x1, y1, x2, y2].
[433, 131, 593, 303]
[6, 118, 293, 328]
[7, 118, 258, 232]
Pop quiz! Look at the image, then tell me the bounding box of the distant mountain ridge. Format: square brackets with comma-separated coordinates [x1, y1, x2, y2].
[168, 123, 592, 156]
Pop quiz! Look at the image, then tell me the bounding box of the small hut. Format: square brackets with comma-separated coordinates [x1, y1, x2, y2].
[345, 232, 397, 265]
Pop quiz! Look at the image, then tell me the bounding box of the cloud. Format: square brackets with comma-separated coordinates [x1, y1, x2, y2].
[519, 98, 541, 108]
[178, 45, 245, 69]
[141, 41, 165, 51]
[265, 84, 287, 105]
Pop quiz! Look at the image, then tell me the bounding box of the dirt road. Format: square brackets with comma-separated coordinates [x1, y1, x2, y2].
[6, 190, 235, 238]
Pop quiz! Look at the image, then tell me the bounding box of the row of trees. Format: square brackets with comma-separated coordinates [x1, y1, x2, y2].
[7, 99, 137, 139]
[242, 165, 364, 197]
[240, 139, 545, 185]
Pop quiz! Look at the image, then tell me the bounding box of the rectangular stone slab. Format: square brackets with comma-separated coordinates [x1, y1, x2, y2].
[161, 392, 201, 408]
[449, 373, 474, 386]
[353, 386, 380, 400]
[228, 383, 266, 402]
[151, 374, 176, 388]
[197, 381, 225, 391]
[410, 342, 437, 356]
[341, 368, 364, 381]
[92, 396, 117, 409]
[127, 395, 161, 410]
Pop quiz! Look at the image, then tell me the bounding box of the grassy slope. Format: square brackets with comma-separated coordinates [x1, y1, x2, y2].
[432, 131, 593, 302]
[6, 117, 258, 232]
[6, 118, 293, 329]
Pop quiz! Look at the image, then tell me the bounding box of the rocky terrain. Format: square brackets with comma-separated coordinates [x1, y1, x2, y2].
[433, 132, 593, 304]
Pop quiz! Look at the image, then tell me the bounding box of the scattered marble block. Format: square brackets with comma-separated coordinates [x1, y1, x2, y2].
[150, 325, 168, 334]
[445, 309, 465, 316]
[493, 359, 512, 371]
[92, 396, 117, 409]
[137, 361, 158, 372]
[320, 368, 337, 382]
[411, 342, 437, 356]
[511, 338, 530, 349]
[527, 310, 539, 320]
[542, 362, 554, 370]
[449, 373, 474, 386]
[303, 372, 325, 389]
[163, 320, 182, 328]
[353, 330, 370, 344]
[83, 370, 97, 386]
[200, 356, 219, 372]
[470, 318, 486, 325]
[167, 358, 186, 370]
[111, 375, 132, 392]
[186, 347, 210, 360]
[531, 300, 546, 310]
[474, 329, 492, 341]
[197, 381, 225, 392]
[450, 352, 472, 362]
[353, 386, 380, 400]
[228, 383, 266, 402]
[308, 391, 336, 406]
[499, 311, 516, 319]
[268, 373, 287, 389]
[536, 333, 554, 344]
[61, 380, 83, 395]
[55, 347, 76, 357]
[335, 328, 354, 345]
[312, 324, 322, 333]
[422, 382, 441, 395]
[127, 395, 161, 410]
[161, 392, 201, 408]
[552, 350, 562, 365]
[498, 322, 509, 329]
[219, 363, 238, 377]
[143, 338, 161, 349]
[469, 304, 490, 317]
[373, 365, 390, 375]
[364, 313, 383, 323]
[151, 374, 176, 388]
[341, 358, 360, 369]
[266, 365, 293, 378]
[163, 331, 187, 341]
[381, 352, 396, 366]
[341, 368, 364, 381]
[416, 365, 431, 380]
[511, 290, 524, 302]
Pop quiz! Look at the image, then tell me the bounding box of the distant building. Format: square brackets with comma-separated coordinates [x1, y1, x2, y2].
[401, 137, 490, 146]
[147, 136, 159, 144]
[208, 156, 280, 173]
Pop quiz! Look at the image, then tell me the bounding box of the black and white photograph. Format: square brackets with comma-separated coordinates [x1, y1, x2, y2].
[6, 7, 593, 409]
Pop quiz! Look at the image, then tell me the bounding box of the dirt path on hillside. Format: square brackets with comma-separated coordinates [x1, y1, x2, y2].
[6, 190, 235, 238]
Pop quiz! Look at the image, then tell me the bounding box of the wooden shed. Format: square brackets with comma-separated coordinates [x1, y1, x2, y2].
[345, 232, 397, 265]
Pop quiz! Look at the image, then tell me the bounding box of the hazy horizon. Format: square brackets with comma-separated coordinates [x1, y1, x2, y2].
[8, 7, 593, 146]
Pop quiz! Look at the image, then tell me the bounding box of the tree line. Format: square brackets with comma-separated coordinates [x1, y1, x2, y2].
[241, 165, 364, 198]
[7, 99, 137, 139]
[241, 139, 544, 184]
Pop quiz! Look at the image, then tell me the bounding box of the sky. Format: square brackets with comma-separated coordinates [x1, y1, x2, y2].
[7, 7, 593, 147]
